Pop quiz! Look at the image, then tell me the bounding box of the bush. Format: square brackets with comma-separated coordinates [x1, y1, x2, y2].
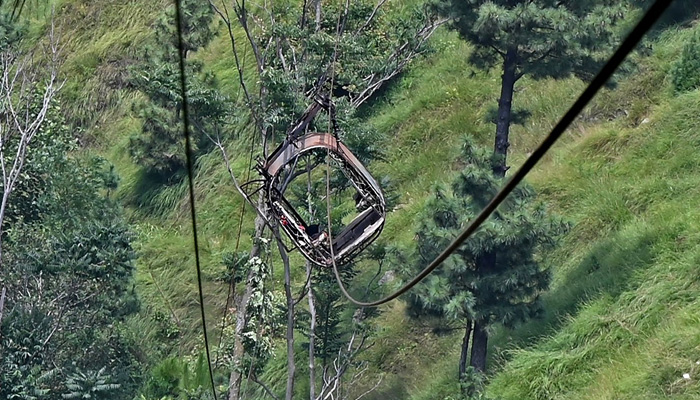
[671, 33, 700, 94]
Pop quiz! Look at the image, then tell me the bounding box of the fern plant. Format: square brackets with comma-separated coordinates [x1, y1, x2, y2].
[62, 368, 120, 399]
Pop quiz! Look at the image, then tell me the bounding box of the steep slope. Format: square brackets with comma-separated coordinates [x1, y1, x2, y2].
[32, 0, 700, 397]
[370, 24, 700, 400]
[488, 28, 700, 398]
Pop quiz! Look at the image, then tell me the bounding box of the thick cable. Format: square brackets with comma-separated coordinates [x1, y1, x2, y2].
[330, 0, 673, 307]
[173, 0, 218, 398]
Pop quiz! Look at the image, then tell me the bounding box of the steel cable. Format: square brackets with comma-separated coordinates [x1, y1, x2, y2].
[173, 0, 218, 397]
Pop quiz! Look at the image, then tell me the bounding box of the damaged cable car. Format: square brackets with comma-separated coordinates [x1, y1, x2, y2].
[256, 97, 385, 267]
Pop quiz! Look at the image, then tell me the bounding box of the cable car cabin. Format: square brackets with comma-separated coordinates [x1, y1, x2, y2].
[258, 132, 385, 268]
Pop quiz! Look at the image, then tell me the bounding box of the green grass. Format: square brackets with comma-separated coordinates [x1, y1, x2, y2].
[480, 27, 700, 400]
[485, 86, 700, 399]
[348, 18, 700, 400]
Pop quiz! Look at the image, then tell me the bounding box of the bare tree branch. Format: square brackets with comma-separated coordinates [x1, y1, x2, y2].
[293, 268, 311, 306]
[0, 15, 63, 265]
[315, 320, 372, 400]
[208, 4, 444, 398]
[351, 16, 449, 107]
[209, 0, 265, 137]
[275, 226, 296, 400]
[148, 270, 182, 327]
[251, 371, 281, 400]
[307, 264, 317, 400]
[209, 134, 286, 246]
[0, 286, 6, 336]
[354, 0, 388, 37]
[352, 373, 383, 400]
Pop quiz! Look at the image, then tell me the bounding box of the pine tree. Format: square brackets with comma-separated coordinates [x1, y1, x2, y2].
[408, 139, 568, 381]
[129, 0, 226, 183]
[433, 0, 625, 175]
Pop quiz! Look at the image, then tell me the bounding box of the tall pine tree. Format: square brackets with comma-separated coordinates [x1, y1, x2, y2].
[434, 0, 625, 175]
[408, 139, 568, 383]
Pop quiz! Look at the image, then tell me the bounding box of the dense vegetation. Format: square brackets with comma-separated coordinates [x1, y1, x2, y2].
[2, 0, 700, 399]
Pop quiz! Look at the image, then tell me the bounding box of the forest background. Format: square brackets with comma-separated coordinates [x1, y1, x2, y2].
[2, 0, 700, 399]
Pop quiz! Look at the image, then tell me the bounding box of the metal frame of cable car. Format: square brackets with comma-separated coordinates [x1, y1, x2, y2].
[256, 97, 386, 267]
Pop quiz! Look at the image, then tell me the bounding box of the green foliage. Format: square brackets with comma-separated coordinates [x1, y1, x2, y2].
[1, 98, 142, 400]
[433, 0, 626, 81]
[217, 239, 283, 374]
[237, 0, 435, 139]
[0, 10, 25, 50]
[3, 366, 58, 400]
[483, 33, 700, 399]
[2, 211, 141, 400]
[152, 311, 181, 340]
[152, 0, 215, 57]
[219, 251, 250, 285]
[431, 0, 626, 141]
[242, 248, 282, 364]
[670, 32, 700, 94]
[309, 266, 353, 366]
[129, 0, 227, 183]
[630, 0, 700, 29]
[142, 356, 214, 400]
[440, 367, 488, 400]
[20, 0, 700, 399]
[408, 138, 568, 328]
[62, 368, 121, 399]
[144, 358, 183, 399]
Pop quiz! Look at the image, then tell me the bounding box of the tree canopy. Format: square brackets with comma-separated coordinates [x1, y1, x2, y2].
[129, 0, 227, 183]
[1, 104, 142, 400]
[435, 0, 626, 81]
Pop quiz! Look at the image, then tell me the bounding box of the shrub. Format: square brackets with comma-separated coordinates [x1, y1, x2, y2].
[671, 32, 700, 94]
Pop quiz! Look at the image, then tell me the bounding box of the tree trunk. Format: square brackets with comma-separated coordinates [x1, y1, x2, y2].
[307, 263, 317, 400]
[0, 286, 5, 357]
[307, 271, 317, 400]
[279, 235, 296, 400]
[0, 191, 8, 265]
[228, 195, 267, 400]
[314, 0, 321, 32]
[0, 286, 6, 327]
[303, 157, 317, 400]
[459, 320, 472, 380]
[469, 321, 488, 373]
[465, 47, 518, 378]
[321, 300, 331, 368]
[493, 47, 518, 178]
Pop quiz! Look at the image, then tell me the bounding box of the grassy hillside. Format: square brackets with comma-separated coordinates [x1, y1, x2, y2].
[369, 24, 700, 399]
[33, 0, 700, 397]
[487, 27, 700, 398]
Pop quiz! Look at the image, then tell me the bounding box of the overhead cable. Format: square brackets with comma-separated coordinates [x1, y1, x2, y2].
[173, 0, 218, 397]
